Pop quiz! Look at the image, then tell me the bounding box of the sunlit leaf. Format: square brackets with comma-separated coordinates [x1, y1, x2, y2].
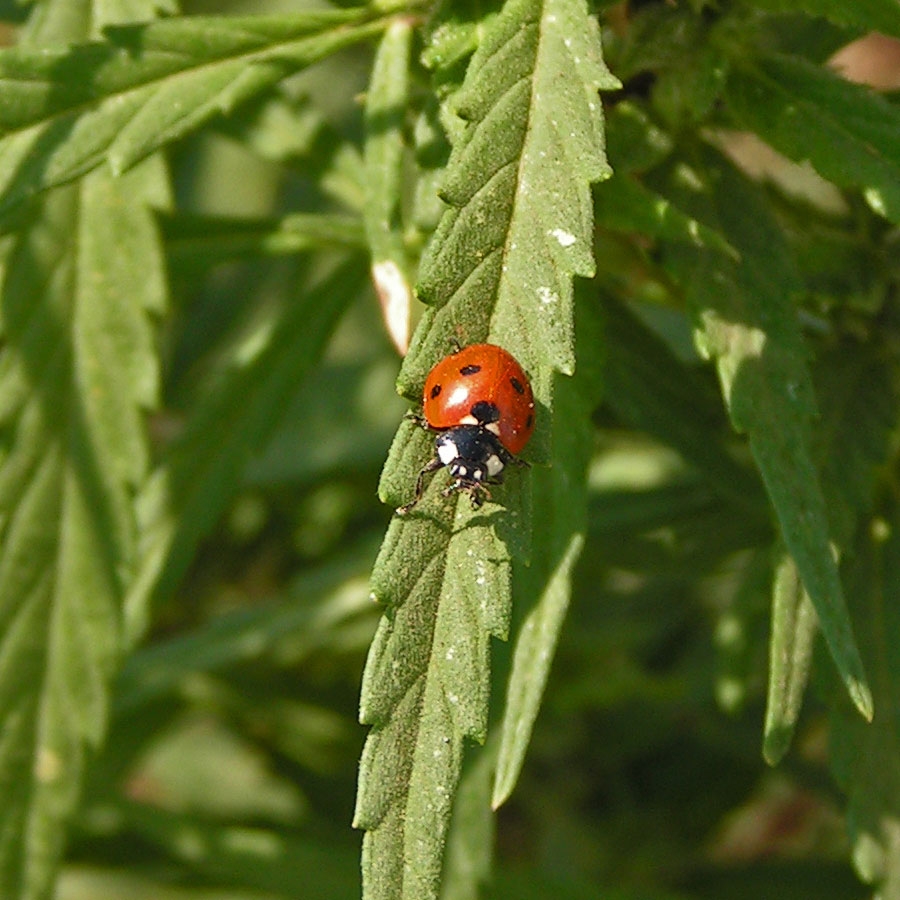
[0, 11, 386, 219]
[356, 3, 615, 893]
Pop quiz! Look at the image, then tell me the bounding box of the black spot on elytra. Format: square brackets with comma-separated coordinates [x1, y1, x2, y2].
[509, 376, 525, 395]
[470, 400, 500, 424]
[460, 364, 482, 376]
[430, 384, 442, 399]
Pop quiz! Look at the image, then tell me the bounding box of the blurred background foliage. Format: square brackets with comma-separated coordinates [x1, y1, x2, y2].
[0, 0, 895, 896]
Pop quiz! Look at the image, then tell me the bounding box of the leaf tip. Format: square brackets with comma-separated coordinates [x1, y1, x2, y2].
[849, 678, 874, 722]
[491, 776, 512, 812]
[762, 725, 793, 767]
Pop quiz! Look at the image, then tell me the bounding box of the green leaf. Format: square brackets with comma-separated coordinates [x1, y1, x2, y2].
[603, 101, 673, 175]
[745, 0, 900, 40]
[364, 18, 415, 348]
[439, 742, 497, 900]
[595, 174, 736, 256]
[124, 257, 368, 645]
[600, 296, 764, 510]
[675, 150, 872, 721]
[724, 52, 900, 224]
[494, 534, 584, 805]
[493, 330, 597, 806]
[763, 550, 817, 765]
[246, 356, 406, 488]
[364, 18, 413, 263]
[356, 3, 616, 895]
[830, 510, 900, 896]
[764, 338, 900, 762]
[0, 11, 387, 219]
[355, 508, 512, 899]
[115, 537, 378, 715]
[163, 211, 365, 269]
[0, 162, 165, 900]
[402, 0, 619, 392]
[97, 800, 362, 898]
[811, 342, 900, 547]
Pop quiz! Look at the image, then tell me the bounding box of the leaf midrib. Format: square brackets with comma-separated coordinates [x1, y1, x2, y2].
[0, 14, 387, 138]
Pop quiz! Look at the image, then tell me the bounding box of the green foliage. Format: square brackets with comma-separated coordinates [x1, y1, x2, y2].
[356, 2, 616, 897]
[724, 52, 900, 223]
[0, 0, 899, 900]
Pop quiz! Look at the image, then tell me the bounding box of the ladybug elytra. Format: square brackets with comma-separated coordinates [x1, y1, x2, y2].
[397, 343, 535, 514]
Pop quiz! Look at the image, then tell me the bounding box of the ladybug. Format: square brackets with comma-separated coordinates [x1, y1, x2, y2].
[397, 343, 535, 514]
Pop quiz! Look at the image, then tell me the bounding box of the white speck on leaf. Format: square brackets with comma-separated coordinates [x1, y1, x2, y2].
[550, 228, 576, 247]
[537, 286, 558, 305]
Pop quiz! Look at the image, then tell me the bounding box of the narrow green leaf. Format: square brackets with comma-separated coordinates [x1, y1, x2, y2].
[761, 334, 900, 762]
[600, 296, 764, 510]
[163, 211, 365, 268]
[493, 354, 594, 807]
[494, 534, 583, 807]
[691, 254, 872, 719]
[830, 509, 900, 896]
[0, 9, 166, 895]
[99, 800, 362, 898]
[0, 161, 165, 900]
[812, 342, 900, 548]
[763, 550, 817, 765]
[764, 338, 900, 762]
[115, 538, 378, 715]
[0, 12, 387, 218]
[745, 0, 900, 40]
[725, 52, 900, 224]
[439, 742, 497, 900]
[364, 18, 413, 259]
[673, 148, 872, 720]
[595, 174, 736, 256]
[125, 258, 367, 645]
[364, 18, 415, 348]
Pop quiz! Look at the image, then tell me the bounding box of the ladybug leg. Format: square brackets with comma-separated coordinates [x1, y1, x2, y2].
[470, 483, 491, 508]
[396, 455, 444, 515]
[441, 480, 491, 509]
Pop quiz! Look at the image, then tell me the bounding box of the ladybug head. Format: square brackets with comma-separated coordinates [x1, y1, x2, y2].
[435, 425, 508, 487]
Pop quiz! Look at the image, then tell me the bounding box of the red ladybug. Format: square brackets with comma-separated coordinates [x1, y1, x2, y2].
[397, 343, 535, 514]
